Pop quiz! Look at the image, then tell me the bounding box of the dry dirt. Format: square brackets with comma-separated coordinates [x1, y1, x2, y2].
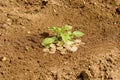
[0, 0, 120, 80]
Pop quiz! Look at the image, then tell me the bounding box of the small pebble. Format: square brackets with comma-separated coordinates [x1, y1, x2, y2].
[2, 24, 9, 30]
[49, 50, 56, 54]
[65, 41, 74, 46]
[27, 31, 31, 34]
[70, 46, 78, 52]
[50, 44, 56, 49]
[49, 48, 56, 54]
[7, 18, 11, 22]
[57, 46, 64, 51]
[60, 48, 66, 54]
[43, 48, 49, 52]
[61, 51, 66, 54]
[1, 57, 7, 61]
[53, 9, 57, 13]
[6, 18, 12, 25]
[63, 44, 71, 50]
[74, 39, 81, 44]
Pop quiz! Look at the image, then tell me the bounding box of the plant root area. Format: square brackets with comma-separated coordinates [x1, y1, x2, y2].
[0, 0, 120, 80]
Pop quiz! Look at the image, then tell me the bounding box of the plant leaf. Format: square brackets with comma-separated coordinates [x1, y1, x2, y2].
[73, 31, 84, 37]
[62, 25, 72, 31]
[42, 37, 57, 47]
[49, 27, 61, 35]
[61, 33, 71, 43]
[68, 31, 74, 39]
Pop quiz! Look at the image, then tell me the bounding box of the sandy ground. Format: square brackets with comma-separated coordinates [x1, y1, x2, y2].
[0, 0, 120, 80]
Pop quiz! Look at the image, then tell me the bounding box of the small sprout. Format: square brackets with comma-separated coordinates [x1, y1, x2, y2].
[42, 25, 84, 54]
[25, 46, 32, 52]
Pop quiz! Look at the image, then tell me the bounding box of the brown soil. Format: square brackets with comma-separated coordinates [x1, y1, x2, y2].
[0, 0, 120, 80]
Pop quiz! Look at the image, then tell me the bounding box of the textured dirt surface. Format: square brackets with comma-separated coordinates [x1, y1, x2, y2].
[0, 0, 120, 80]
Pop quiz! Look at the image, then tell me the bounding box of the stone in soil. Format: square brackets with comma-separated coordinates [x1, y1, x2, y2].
[70, 46, 78, 52]
[0, 57, 7, 61]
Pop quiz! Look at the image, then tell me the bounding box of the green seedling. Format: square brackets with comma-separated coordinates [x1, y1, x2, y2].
[25, 46, 32, 52]
[42, 25, 84, 47]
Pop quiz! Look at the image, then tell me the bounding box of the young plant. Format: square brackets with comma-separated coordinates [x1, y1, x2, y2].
[42, 25, 84, 48]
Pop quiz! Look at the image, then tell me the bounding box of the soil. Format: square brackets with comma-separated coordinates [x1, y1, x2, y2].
[0, 0, 120, 80]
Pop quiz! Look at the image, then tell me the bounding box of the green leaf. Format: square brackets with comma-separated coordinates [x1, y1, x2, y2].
[61, 33, 71, 43]
[49, 27, 61, 35]
[42, 37, 57, 47]
[62, 25, 72, 31]
[68, 31, 73, 36]
[49, 27, 59, 31]
[73, 31, 84, 37]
